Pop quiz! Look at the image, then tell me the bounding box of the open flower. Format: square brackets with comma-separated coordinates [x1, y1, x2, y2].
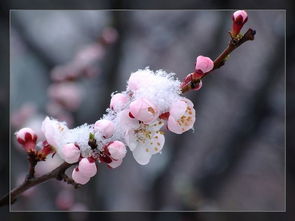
[167, 98, 196, 134]
[15, 127, 38, 152]
[94, 119, 115, 139]
[125, 120, 165, 165]
[129, 98, 159, 124]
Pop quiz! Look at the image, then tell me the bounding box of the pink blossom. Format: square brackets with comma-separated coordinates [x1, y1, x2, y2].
[78, 158, 97, 177]
[167, 98, 196, 134]
[125, 120, 165, 165]
[15, 127, 37, 152]
[62, 143, 81, 164]
[129, 98, 159, 124]
[195, 56, 214, 75]
[94, 119, 115, 139]
[106, 141, 127, 160]
[72, 167, 90, 185]
[110, 93, 130, 112]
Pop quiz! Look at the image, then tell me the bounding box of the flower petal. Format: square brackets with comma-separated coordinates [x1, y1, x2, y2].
[149, 131, 165, 154]
[132, 145, 152, 165]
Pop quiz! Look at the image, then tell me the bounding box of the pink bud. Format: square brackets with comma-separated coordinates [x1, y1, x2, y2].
[110, 93, 129, 112]
[167, 98, 196, 134]
[195, 56, 214, 74]
[78, 158, 97, 177]
[129, 98, 159, 124]
[233, 10, 248, 23]
[108, 159, 123, 168]
[15, 127, 37, 152]
[94, 119, 115, 139]
[231, 10, 248, 37]
[106, 141, 127, 160]
[62, 143, 81, 163]
[72, 167, 90, 185]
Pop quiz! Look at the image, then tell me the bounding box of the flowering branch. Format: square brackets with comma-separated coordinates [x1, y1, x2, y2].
[2, 10, 256, 208]
[181, 28, 256, 93]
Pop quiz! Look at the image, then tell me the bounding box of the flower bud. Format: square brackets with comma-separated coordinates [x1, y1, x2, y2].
[231, 10, 248, 37]
[72, 167, 90, 185]
[38, 140, 54, 160]
[129, 98, 159, 124]
[108, 159, 123, 169]
[78, 157, 97, 177]
[15, 127, 37, 152]
[62, 143, 81, 164]
[106, 141, 127, 160]
[194, 56, 214, 76]
[110, 93, 129, 112]
[94, 119, 115, 139]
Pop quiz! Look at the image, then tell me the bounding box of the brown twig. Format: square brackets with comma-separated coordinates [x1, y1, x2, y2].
[0, 162, 77, 207]
[181, 28, 256, 93]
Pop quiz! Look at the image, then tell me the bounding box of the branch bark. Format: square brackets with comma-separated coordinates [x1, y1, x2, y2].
[0, 162, 77, 207]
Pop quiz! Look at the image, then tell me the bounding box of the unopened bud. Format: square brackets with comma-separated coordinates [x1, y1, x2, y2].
[15, 128, 37, 152]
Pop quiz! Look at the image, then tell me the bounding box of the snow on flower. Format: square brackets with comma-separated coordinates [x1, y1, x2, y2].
[110, 93, 130, 112]
[17, 67, 198, 184]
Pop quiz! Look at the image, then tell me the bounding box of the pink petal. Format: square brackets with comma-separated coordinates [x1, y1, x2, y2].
[167, 116, 183, 134]
[62, 143, 81, 163]
[94, 119, 115, 139]
[78, 158, 97, 177]
[108, 159, 123, 168]
[233, 10, 248, 22]
[195, 56, 214, 73]
[107, 141, 127, 160]
[72, 168, 90, 185]
[169, 100, 187, 120]
[129, 98, 159, 124]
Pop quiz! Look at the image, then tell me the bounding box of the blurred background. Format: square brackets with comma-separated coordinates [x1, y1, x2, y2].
[7, 10, 285, 212]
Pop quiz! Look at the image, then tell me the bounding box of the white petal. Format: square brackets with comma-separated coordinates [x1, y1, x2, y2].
[125, 130, 138, 151]
[132, 146, 152, 165]
[169, 100, 187, 119]
[149, 132, 165, 154]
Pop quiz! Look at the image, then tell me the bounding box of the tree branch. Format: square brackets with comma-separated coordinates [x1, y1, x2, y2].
[0, 162, 77, 207]
[181, 28, 256, 93]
